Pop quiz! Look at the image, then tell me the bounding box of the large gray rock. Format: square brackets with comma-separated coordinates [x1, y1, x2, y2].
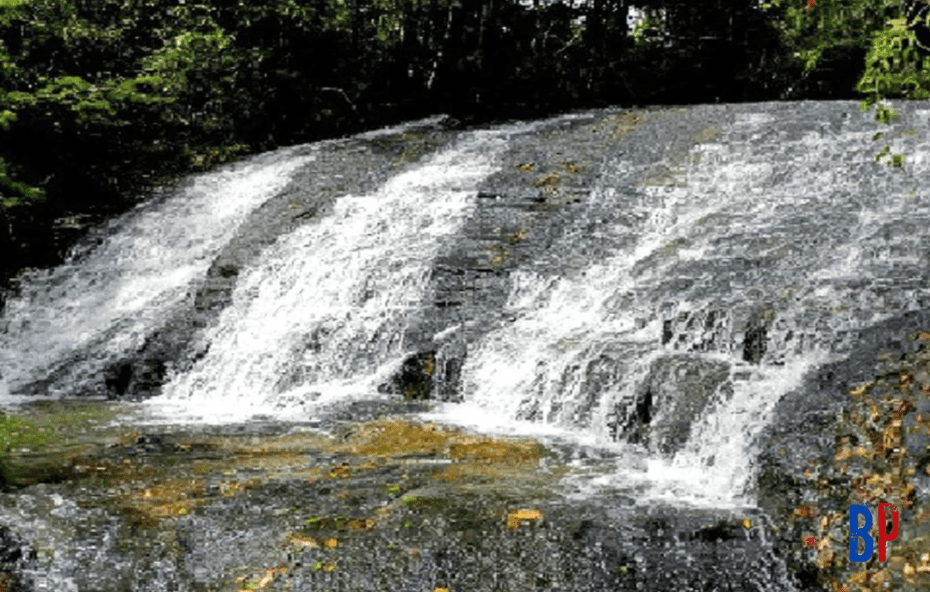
[611, 355, 732, 455]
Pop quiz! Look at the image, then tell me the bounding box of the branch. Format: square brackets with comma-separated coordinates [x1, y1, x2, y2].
[319, 87, 359, 116]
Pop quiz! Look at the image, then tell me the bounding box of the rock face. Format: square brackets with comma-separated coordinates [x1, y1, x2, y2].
[754, 309, 930, 590]
[0, 525, 35, 592]
[379, 351, 437, 399]
[612, 355, 731, 455]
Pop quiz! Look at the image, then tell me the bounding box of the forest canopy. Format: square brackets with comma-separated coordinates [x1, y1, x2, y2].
[0, 0, 927, 281]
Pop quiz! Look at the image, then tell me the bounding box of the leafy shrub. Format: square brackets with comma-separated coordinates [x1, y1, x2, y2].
[857, 18, 930, 106]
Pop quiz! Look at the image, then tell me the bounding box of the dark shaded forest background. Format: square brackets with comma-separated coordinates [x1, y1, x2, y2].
[1, 0, 928, 286]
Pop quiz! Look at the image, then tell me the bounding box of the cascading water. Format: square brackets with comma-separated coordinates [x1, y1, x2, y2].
[425, 107, 930, 506]
[0, 147, 316, 399]
[147, 126, 528, 423]
[2, 103, 930, 514]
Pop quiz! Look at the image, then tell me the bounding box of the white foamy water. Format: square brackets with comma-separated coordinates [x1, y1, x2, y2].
[0, 148, 315, 398]
[427, 105, 930, 506]
[144, 127, 527, 423]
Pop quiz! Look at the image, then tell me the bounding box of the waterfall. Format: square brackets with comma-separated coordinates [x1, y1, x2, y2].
[424, 107, 930, 506]
[145, 126, 528, 423]
[0, 147, 315, 399]
[3, 104, 930, 508]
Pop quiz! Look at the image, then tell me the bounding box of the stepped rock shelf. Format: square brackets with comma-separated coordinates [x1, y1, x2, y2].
[2, 101, 930, 591]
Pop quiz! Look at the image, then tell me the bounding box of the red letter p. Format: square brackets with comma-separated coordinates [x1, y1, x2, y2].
[878, 503, 899, 562]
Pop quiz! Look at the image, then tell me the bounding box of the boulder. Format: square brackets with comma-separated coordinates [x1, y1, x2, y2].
[380, 351, 437, 400]
[611, 355, 731, 455]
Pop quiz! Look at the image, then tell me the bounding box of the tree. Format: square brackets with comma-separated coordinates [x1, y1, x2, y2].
[858, 0, 930, 109]
[760, 0, 900, 98]
[852, 0, 930, 167]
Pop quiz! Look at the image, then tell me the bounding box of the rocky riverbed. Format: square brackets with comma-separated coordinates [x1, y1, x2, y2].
[0, 400, 793, 592]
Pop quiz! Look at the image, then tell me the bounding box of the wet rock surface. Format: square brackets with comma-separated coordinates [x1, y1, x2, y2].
[615, 355, 732, 454]
[0, 403, 795, 592]
[755, 311, 930, 591]
[4, 101, 930, 590]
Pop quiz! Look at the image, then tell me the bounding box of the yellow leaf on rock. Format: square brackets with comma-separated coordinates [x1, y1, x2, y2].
[815, 548, 834, 569]
[848, 570, 869, 585]
[834, 448, 852, 462]
[507, 509, 542, 530]
[849, 382, 874, 396]
[328, 464, 351, 479]
[742, 519, 752, 529]
[794, 504, 817, 518]
[511, 509, 542, 520]
[323, 538, 339, 548]
[287, 534, 319, 548]
[534, 173, 559, 187]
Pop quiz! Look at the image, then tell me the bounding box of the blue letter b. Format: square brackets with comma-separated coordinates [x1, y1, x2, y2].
[850, 505, 873, 562]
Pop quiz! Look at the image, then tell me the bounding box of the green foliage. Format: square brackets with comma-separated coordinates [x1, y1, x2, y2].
[36, 75, 116, 122]
[141, 27, 235, 95]
[0, 157, 44, 206]
[854, 14, 930, 170]
[629, 8, 667, 46]
[857, 18, 930, 105]
[761, 0, 900, 96]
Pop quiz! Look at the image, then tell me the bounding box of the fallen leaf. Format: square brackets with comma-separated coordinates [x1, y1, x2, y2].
[794, 505, 817, 519]
[507, 508, 543, 530]
[287, 534, 319, 548]
[848, 570, 869, 585]
[849, 382, 874, 396]
[533, 173, 559, 187]
[815, 548, 834, 569]
[328, 464, 351, 478]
